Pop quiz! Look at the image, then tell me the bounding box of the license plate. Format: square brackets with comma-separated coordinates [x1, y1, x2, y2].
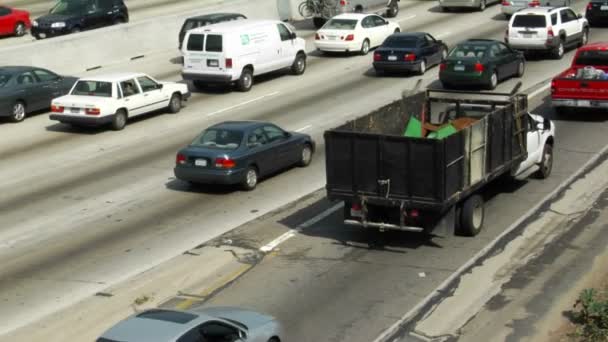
[70, 107, 80, 114]
[39, 33, 46, 38]
[454, 65, 465, 71]
[388, 55, 397, 61]
[523, 33, 533, 38]
[328, 36, 337, 40]
[601, 5, 608, 9]
[195, 159, 207, 167]
[207, 59, 219, 67]
[578, 100, 591, 107]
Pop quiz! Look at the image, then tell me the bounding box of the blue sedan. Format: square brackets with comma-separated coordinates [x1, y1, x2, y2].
[373, 32, 448, 75]
[174, 121, 315, 190]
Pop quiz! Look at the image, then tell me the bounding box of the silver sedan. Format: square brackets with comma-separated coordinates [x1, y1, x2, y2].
[97, 307, 284, 342]
[501, 0, 571, 17]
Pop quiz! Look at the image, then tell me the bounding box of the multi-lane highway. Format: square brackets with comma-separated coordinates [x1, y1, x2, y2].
[1, 0, 606, 341]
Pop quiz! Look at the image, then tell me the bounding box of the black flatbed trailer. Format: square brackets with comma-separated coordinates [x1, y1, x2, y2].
[324, 83, 528, 236]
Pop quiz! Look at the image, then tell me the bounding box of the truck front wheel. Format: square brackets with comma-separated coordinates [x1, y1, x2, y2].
[534, 144, 553, 179]
[459, 195, 484, 237]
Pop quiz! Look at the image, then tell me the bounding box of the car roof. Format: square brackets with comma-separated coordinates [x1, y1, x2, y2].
[460, 39, 498, 45]
[578, 42, 608, 51]
[186, 12, 245, 21]
[100, 309, 215, 342]
[210, 121, 267, 131]
[331, 13, 378, 19]
[0, 66, 35, 73]
[187, 19, 279, 34]
[390, 32, 426, 38]
[514, 7, 557, 15]
[78, 72, 148, 82]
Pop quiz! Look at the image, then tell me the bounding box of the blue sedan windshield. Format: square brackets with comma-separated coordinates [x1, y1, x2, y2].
[191, 129, 243, 150]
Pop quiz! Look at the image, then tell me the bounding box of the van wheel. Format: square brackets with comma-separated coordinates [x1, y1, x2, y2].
[291, 53, 306, 75]
[533, 144, 553, 179]
[387, 1, 399, 17]
[237, 68, 253, 92]
[458, 194, 484, 237]
[313, 17, 326, 29]
[111, 110, 127, 131]
[168, 93, 182, 113]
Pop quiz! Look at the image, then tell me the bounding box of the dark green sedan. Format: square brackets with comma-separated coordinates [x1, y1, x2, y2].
[439, 39, 525, 90]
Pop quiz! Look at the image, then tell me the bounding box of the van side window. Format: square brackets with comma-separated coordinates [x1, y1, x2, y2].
[277, 24, 292, 41]
[206, 34, 222, 52]
[187, 34, 204, 51]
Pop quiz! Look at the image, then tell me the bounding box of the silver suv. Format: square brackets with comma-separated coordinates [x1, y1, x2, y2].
[505, 7, 589, 59]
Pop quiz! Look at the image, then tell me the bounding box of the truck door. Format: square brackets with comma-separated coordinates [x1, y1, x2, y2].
[515, 114, 541, 175]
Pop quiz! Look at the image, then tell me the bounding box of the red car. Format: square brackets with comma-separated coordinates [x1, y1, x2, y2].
[0, 6, 31, 37]
[552, 42, 608, 114]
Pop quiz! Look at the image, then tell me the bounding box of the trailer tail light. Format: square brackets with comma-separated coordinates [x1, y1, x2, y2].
[474, 62, 484, 73]
[409, 209, 419, 218]
[374, 52, 382, 61]
[528, 0, 540, 7]
[51, 105, 64, 113]
[85, 108, 100, 115]
[225, 58, 233, 69]
[404, 53, 416, 61]
[176, 154, 186, 165]
[345, 34, 354, 41]
[215, 156, 236, 169]
[440, 63, 447, 71]
[351, 203, 363, 217]
[315, 33, 320, 40]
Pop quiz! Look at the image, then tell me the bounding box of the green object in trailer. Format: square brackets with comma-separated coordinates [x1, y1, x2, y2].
[403, 117, 422, 137]
[427, 124, 457, 139]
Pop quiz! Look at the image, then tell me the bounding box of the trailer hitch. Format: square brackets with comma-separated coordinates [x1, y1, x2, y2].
[378, 179, 391, 198]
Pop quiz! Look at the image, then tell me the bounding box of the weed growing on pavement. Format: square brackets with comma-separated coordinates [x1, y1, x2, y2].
[569, 287, 608, 342]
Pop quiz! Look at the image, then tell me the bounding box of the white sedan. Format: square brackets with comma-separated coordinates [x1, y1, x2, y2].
[50, 73, 190, 130]
[314, 13, 400, 55]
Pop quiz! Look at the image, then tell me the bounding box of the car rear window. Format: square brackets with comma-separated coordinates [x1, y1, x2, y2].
[192, 129, 243, 150]
[206, 34, 222, 52]
[136, 310, 198, 324]
[449, 44, 487, 58]
[187, 34, 205, 51]
[382, 36, 418, 48]
[512, 15, 547, 28]
[575, 50, 608, 66]
[323, 19, 358, 30]
[71, 81, 113, 97]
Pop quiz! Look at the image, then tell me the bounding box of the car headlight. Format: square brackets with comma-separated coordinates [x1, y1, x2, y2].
[51, 22, 66, 28]
[32, 20, 38, 27]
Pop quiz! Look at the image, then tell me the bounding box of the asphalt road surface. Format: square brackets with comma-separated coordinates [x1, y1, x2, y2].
[1, 0, 607, 340]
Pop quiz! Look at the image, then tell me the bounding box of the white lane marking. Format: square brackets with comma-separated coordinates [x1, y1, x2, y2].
[259, 203, 343, 253]
[206, 91, 280, 117]
[371, 85, 597, 342]
[402, 14, 417, 21]
[295, 125, 312, 132]
[435, 32, 451, 38]
[527, 82, 552, 100]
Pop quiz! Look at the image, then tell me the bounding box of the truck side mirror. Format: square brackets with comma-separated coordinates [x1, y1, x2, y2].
[290, 32, 297, 39]
[543, 117, 551, 130]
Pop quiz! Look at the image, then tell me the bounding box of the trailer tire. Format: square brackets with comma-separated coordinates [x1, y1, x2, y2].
[459, 194, 484, 237]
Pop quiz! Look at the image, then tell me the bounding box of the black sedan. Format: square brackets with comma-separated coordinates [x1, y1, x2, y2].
[178, 13, 246, 49]
[439, 39, 525, 90]
[0, 66, 77, 122]
[586, 0, 608, 27]
[174, 121, 315, 190]
[373, 32, 448, 75]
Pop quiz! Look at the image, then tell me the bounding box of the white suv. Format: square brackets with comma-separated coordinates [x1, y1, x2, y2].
[505, 7, 589, 59]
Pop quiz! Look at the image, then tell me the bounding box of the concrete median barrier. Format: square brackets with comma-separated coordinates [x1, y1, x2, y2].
[0, 0, 285, 75]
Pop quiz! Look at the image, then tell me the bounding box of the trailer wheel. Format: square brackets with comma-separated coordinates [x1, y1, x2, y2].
[459, 195, 484, 237]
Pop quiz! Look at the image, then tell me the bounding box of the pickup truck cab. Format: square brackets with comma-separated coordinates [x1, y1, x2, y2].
[50, 73, 190, 130]
[552, 42, 608, 114]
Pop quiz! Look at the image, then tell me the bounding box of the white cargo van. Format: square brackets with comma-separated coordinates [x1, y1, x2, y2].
[182, 20, 307, 92]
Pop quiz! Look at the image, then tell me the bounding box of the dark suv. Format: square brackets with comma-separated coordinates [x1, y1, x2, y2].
[31, 0, 128, 39]
[178, 13, 246, 49]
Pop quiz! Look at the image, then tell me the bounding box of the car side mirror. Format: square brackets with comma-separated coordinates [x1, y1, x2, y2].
[290, 32, 297, 39]
[157, 83, 164, 89]
[577, 13, 583, 19]
[283, 132, 291, 138]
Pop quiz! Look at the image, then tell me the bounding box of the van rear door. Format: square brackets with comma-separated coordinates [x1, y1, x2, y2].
[183, 33, 229, 75]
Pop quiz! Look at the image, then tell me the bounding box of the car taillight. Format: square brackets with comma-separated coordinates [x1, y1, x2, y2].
[225, 58, 232, 69]
[85, 108, 100, 115]
[474, 62, 484, 73]
[345, 34, 354, 41]
[440, 63, 447, 71]
[409, 209, 419, 218]
[340, 0, 348, 6]
[351, 203, 363, 217]
[404, 53, 416, 61]
[315, 33, 320, 40]
[176, 154, 186, 165]
[51, 105, 64, 113]
[528, 0, 540, 7]
[547, 27, 555, 38]
[502, 0, 510, 5]
[374, 53, 382, 61]
[215, 156, 236, 169]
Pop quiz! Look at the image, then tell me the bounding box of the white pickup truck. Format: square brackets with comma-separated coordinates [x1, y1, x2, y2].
[50, 73, 190, 130]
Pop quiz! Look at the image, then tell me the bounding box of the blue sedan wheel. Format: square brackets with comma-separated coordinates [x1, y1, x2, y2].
[243, 167, 258, 191]
[299, 145, 313, 167]
[10, 101, 26, 122]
